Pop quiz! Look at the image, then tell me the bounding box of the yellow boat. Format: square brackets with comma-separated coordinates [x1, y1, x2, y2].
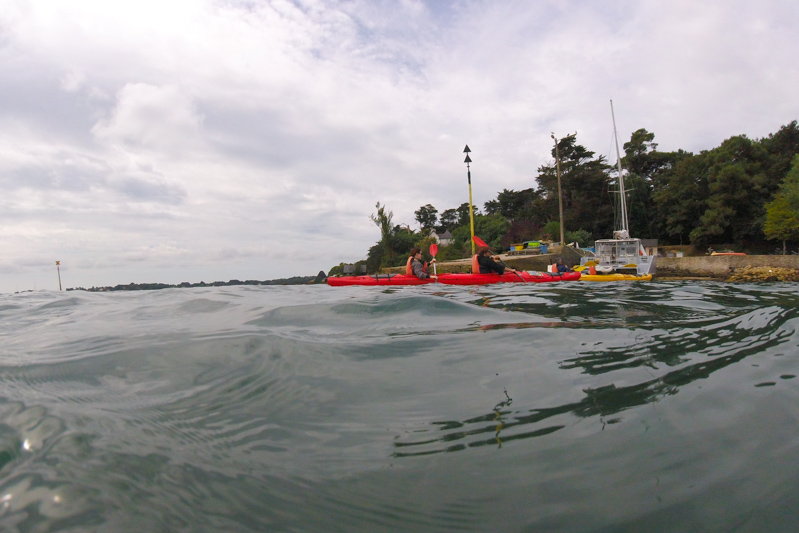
[572, 261, 652, 281]
[578, 273, 652, 282]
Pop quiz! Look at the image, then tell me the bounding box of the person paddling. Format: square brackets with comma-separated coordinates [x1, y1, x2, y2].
[474, 246, 519, 275]
[407, 247, 437, 280]
[555, 258, 570, 273]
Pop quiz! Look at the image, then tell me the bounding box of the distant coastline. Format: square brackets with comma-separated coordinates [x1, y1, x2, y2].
[67, 274, 326, 292]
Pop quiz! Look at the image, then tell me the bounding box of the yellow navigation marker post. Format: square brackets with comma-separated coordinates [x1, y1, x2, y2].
[463, 145, 475, 256]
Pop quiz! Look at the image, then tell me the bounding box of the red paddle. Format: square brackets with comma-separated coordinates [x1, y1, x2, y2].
[429, 243, 438, 280]
[472, 236, 526, 282]
[472, 235, 488, 248]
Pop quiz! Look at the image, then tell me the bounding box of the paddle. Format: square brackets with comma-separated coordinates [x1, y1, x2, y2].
[572, 259, 598, 272]
[429, 243, 438, 280]
[471, 236, 526, 282]
[472, 235, 488, 248]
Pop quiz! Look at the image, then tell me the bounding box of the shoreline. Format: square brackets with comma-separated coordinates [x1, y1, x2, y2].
[382, 254, 799, 281]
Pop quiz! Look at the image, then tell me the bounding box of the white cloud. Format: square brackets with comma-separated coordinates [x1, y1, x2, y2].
[92, 84, 205, 152]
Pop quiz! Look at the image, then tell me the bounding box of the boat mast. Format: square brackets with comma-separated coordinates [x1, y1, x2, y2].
[610, 99, 628, 235]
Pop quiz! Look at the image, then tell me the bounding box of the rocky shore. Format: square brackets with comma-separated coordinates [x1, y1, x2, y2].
[657, 255, 799, 280]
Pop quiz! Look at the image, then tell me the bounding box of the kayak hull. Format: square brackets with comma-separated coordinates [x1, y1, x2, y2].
[437, 271, 580, 285]
[578, 273, 652, 282]
[327, 271, 580, 286]
[327, 275, 434, 287]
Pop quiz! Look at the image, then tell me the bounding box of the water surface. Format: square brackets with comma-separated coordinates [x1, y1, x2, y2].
[1, 281, 798, 532]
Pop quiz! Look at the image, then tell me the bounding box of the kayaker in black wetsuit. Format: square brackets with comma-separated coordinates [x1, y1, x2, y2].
[475, 246, 519, 275]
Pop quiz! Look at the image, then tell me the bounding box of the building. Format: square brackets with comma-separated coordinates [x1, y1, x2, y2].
[431, 230, 454, 246]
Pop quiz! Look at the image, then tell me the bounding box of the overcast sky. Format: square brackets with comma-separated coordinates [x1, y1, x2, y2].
[1, 0, 797, 293]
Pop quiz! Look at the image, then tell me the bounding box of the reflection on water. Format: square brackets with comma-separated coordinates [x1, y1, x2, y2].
[493, 389, 512, 448]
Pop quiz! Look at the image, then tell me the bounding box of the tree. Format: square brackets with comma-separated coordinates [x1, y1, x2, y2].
[488, 188, 541, 221]
[456, 202, 479, 226]
[764, 155, 799, 252]
[565, 229, 593, 247]
[370, 202, 394, 267]
[483, 199, 500, 215]
[689, 135, 769, 245]
[449, 214, 509, 252]
[391, 230, 420, 263]
[500, 220, 541, 248]
[365, 242, 384, 273]
[622, 128, 688, 240]
[474, 214, 510, 249]
[761, 121, 799, 188]
[542, 221, 560, 241]
[414, 204, 438, 230]
[764, 196, 799, 253]
[652, 151, 709, 244]
[439, 208, 459, 230]
[535, 134, 613, 239]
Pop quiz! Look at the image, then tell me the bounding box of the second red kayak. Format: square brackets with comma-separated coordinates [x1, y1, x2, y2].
[327, 271, 580, 286]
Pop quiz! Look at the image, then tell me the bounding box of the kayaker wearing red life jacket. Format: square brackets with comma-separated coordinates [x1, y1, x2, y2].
[406, 247, 437, 280]
[472, 246, 518, 275]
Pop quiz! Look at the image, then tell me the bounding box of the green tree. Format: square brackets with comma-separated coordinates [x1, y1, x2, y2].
[483, 199, 500, 215]
[390, 230, 421, 266]
[689, 135, 769, 245]
[541, 221, 560, 241]
[365, 242, 384, 273]
[456, 202, 479, 226]
[414, 204, 438, 230]
[622, 128, 689, 240]
[764, 155, 799, 252]
[535, 134, 614, 239]
[761, 121, 799, 188]
[439, 208, 459, 230]
[474, 214, 511, 249]
[370, 202, 395, 267]
[487, 188, 541, 221]
[500, 220, 541, 248]
[565, 229, 593, 247]
[652, 151, 709, 244]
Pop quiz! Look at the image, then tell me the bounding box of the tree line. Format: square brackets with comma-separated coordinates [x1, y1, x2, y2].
[69, 276, 321, 292]
[334, 120, 799, 275]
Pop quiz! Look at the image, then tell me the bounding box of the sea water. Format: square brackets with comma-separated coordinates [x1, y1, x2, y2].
[1, 281, 798, 532]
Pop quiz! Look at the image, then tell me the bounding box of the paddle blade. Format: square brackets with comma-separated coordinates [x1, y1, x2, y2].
[472, 236, 488, 248]
[429, 244, 438, 257]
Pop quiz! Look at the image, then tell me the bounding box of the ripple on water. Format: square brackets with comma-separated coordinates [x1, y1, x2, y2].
[2, 283, 799, 532]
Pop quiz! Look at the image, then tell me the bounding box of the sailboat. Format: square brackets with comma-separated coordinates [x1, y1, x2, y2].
[577, 100, 656, 280]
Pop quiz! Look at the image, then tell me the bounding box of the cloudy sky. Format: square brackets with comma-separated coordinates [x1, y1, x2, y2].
[1, 0, 797, 293]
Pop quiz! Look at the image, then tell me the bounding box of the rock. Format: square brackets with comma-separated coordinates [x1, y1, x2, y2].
[726, 266, 799, 282]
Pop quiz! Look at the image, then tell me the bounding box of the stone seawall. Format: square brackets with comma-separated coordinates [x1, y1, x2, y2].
[657, 255, 799, 278]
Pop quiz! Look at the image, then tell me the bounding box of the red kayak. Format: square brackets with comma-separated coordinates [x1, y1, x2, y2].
[327, 271, 580, 286]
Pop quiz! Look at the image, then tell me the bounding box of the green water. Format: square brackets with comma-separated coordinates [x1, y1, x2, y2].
[1, 281, 798, 532]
